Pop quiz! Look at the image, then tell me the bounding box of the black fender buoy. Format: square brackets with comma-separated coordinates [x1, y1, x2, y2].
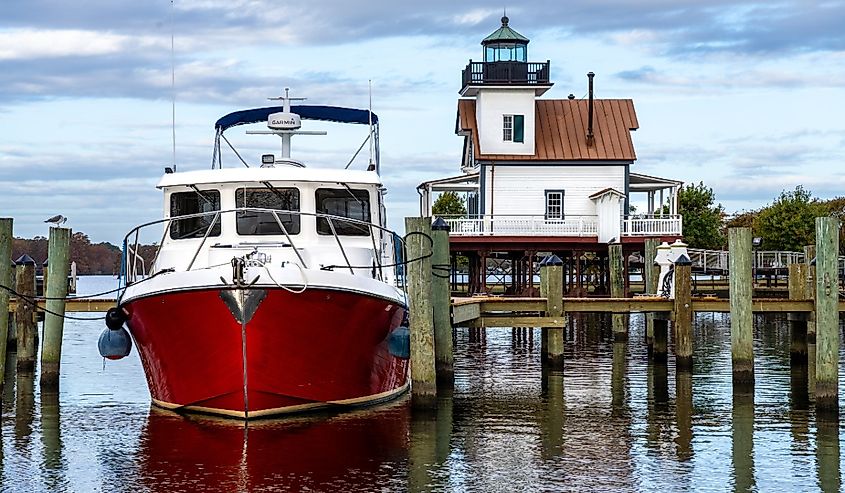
[98, 326, 132, 360]
[105, 307, 127, 330]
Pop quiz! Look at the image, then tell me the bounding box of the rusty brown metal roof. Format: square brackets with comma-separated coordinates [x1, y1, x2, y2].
[457, 98, 639, 161]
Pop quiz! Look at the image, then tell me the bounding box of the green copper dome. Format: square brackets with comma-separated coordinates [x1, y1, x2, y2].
[481, 16, 529, 45]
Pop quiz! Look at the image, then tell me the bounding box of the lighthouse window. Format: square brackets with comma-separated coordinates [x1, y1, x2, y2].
[545, 190, 565, 220]
[503, 115, 524, 143]
[235, 187, 300, 235]
[169, 190, 222, 240]
[316, 188, 371, 236]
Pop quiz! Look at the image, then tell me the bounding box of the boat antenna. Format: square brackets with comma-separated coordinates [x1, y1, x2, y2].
[170, 0, 177, 172]
[368, 80, 374, 170]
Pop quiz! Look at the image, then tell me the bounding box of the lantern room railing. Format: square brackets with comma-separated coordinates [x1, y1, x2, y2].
[461, 60, 551, 88]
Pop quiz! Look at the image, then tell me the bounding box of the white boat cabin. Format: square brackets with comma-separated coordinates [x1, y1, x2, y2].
[418, 16, 683, 242]
[149, 167, 393, 280]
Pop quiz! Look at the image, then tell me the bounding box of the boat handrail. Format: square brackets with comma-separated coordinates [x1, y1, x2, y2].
[120, 208, 407, 290]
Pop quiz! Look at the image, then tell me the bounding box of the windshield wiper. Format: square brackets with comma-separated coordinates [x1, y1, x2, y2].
[189, 185, 216, 208]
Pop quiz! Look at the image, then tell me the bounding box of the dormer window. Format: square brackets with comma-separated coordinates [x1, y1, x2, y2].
[503, 114, 524, 143]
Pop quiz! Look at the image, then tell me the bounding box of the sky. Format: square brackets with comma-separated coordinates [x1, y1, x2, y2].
[1, 0, 844, 244]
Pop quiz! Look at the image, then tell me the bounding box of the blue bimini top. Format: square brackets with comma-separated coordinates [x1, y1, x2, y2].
[215, 105, 378, 132]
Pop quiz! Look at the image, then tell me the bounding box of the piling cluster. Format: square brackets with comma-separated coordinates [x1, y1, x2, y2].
[407, 216, 842, 417]
[0, 218, 72, 392]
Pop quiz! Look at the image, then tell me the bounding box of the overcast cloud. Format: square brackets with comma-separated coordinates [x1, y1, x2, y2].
[1, 0, 844, 242]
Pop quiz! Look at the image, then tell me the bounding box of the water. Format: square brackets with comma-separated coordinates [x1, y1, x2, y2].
[1, 276, 844, 492]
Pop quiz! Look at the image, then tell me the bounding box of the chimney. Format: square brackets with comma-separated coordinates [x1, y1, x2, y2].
[586, 72, 595, 147]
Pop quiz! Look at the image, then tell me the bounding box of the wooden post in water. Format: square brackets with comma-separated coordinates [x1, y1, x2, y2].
[41, 227, 71, 389]
[609, 243, 626, 342]
[673, 260, 693, 371]
[15, 255, 37, 372]
[814, 216, 839, 413]
[787, 263, 808, 364]
[652, 317, 669, 363]
[405, 217, 437, 409]
[729, 228, 754, 387]
[6, 257, 15, 350]
[0, 218, 12, 387]
[430, 218, 453, 385]
[644, 238, 659, 351]
[803, 244, 816, 343]
[540, 255, 564, 369]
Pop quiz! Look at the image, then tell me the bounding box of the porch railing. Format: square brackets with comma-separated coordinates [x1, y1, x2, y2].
[622, 215, 683, 236]
[443, 214, 682, 237]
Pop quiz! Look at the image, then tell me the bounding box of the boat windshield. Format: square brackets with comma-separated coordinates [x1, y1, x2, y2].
[316, 188, 371, 236]
[170, 190, 222, 239]
[236, 187, 301, 235]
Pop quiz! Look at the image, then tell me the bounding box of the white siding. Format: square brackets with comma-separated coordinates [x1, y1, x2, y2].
[477, 89, 536, 155]
[484, 165, 626, 216]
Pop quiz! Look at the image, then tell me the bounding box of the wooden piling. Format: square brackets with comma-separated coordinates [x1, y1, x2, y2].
[430, 218, 454, 385]
[787, 263, 808, 364]
[803, 244, 816, 343]
[540, 256, 564, 369]
[813, 216, 839, 413]
[673, 261, 693, 371]
[15, 255, 37, 372]
[644, 238, 659, 350]
[41, 227, 71, 389]
[609, 243, 626, 342]
[652, 317, 669, 363]
[405, 217, 437, 409]
[0, 218, 12, 387]
[729, 228, 754, 387]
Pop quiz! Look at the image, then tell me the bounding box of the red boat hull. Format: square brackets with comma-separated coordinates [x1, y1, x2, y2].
[123, 286, 409, 418]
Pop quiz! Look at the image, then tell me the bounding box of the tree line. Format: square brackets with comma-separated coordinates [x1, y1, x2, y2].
[12, 232, 128, 275]
[678, 183, 845, 253]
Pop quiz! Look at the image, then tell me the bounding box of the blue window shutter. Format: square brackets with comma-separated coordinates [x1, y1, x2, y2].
[514, 115, 524, 143]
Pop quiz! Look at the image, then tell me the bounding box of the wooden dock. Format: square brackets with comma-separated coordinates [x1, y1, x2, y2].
[8, 298, 115, 313]
[405, 217, 842, 416]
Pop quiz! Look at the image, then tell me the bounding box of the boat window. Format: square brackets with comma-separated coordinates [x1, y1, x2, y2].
[316, 188, 371, 236]
[169, 190, 222, 239]
[236, 187, 300, 235]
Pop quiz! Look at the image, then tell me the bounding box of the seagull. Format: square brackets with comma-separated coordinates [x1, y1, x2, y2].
[44, 214, 67, 227]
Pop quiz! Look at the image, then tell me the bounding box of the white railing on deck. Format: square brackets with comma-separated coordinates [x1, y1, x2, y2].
[443, 214, 682, 237]
[444, 215, 597, 236]
[622, 215, 683, 236]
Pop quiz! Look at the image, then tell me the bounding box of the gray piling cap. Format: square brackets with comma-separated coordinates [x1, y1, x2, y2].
[15, 254, 36, 266]
[540, 254, 563, 266]
[674, 254, 692, 266]
[431, 217, 450, 231]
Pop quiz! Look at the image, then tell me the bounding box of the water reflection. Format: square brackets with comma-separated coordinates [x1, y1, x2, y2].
[0, 283, 844, 492]
[732, 390, 755, 492]
[817, 418, 841, 493]
[136, 401, 410, 492]
[40, 391, 67, 491]
[675, 371, 692, 462]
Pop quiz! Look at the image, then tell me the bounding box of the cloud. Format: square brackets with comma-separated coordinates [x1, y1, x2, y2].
[4, 1, 844, 57]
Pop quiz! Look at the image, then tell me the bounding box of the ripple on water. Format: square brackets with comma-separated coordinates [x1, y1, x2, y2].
[1, 277, 844, 491]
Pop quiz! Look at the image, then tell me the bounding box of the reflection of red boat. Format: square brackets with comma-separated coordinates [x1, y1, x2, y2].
[137, 401, 410, 491]
[113, 92, 410, 418]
